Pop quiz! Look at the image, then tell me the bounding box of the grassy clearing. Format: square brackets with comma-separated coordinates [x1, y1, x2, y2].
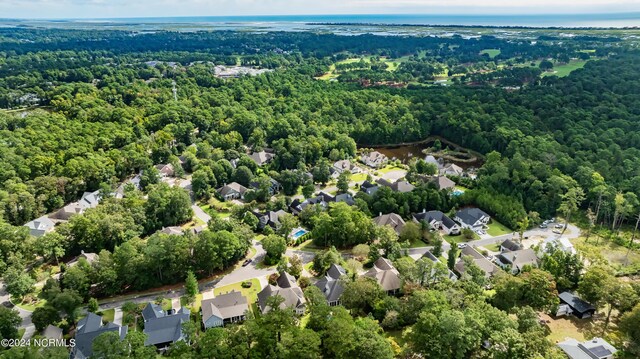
[294, 240, 324, 253]
[484, 243, 501, 252]
[572, 236, 640, 270]
[350, 172, 368, 182]
[486, 220, 512, 237]
[378, 165, 405, 174]
[101, 308, 115, 323]
[14, 298, 47, 312]
[181, 293, 203, 312]
[406, 237, 429, 248]
[480, 49, 501, 58]
[214, 278, 261, 304]
[541, 60, 588, 78]
[539, 312, 594, 342]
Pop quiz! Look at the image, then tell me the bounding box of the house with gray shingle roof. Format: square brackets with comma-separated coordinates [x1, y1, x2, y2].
[217, 182, 248, 201]
[364, 257, 402, 295]
[201, 290, 249, 328]
[72, 312, 127, 359]
[315, 264, 346, 306]
[257, 272, 306, 315]
[455, 208, 490, 229]
[433, 176, 456, 191]
[43, 324, 63, 340]
[496, 248, 539, 274]
[360, 151, 388, 168]
[24, 215, 55, 237]
[413, 210, 460, 235]
[454, 246, 502, 279]
[142, 303, 191, 349]
[249, 151, 275, 166]
[558, 337, 617, 359]
[373, 213, 406, 235]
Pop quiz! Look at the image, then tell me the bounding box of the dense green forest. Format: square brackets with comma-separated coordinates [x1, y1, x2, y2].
[1, 27, 640, 358]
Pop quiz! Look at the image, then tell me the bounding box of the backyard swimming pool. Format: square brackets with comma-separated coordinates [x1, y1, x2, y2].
[291, 228, 308, 239]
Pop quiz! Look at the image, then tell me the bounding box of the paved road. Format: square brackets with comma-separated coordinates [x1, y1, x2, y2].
[216, 240, 277, 287]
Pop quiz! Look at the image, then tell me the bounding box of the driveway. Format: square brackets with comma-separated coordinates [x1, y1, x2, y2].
[191, 204, 211, 224]
[216, 240, 277, 287]
[381, 170, 407, 181]
[468, 223, 581, 248]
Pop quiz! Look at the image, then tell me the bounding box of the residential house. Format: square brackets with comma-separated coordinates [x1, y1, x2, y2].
[334, 193, 355, 206]
[375, 178, 393, 188]
[373, 213, 406, 235]
[67, 251, 99, 267]
[24, 215, 55, 237]
[500, 239, 523, 252]
[433, 176, 456, 191]
[542, 236, 577, 255]
[557, 292, 596, 319]
[251, 210, 287, 230]
[360, 180, 379, 195]
[161, 226, 185, 235]
[290, 196, 330, 215]
[332, 160, 360, 175]
[142, 303, 191, 348]
[496, 248, 539, 274]
[249, 151, 275, 166]
[360, 151, 388, 168]
[454, 246, 502, 279]
[364, 257, 402, 295]
[72, 312, 128, 359]
[422, 251, 458, 281]
[455, 208, 491, 229]
[51, 190, 102, 221]
[249, 177, 282, 196]
[257, 271, 306, 315]
[217, 182, 248, 201]
[412, 210, 461, 235]
[441, 163, 464, 177]
[425, 155, 442, 169]
[557, 337, 617, 359]
[390, 180, 415, 193]
[43, 324, 63, 340]
[315, 264, 346, 306]
[201, 290, 249, 328]
[155, 164, 175, 177]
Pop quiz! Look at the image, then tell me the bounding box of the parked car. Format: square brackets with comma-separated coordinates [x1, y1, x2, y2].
[555, 223, 564, 229]
[549, 217, 556, 223]
[539, 224, 548, 228]
[552, 229, 562, 234]
[242, 259, 252, 267]
[457, 243, 468, 249]
[1, 301, 13, 308]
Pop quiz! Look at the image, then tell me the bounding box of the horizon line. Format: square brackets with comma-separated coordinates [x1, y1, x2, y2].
[3, 11, 640, 22]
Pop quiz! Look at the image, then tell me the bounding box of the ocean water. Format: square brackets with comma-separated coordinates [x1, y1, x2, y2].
[90, 13, 640, 28]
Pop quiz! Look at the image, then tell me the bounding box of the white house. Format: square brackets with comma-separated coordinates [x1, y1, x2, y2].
[454, 208, 490, 229]
[24, 216, 55, 237]
[557, 337, 617, 359]
[542, 236, 576, 255]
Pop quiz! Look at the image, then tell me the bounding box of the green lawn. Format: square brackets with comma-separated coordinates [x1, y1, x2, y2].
[406, 237, 429, 248]
[541, 60, 588, 78]
[378, 165, 405, 174]
[161, 298, 173, 311]
[18, 328, 25, 339]
[480, 49, 501, 58]
[350, 172, 368, 182]
[181, 293, 203, 312]
[214, 278, 262, 305]
[295, 240, 324, 253]
[101, 308, 115, 323]
[484, 243, 501, 252]
[486, 220, 512, 237]
[14, 298, 47, 312]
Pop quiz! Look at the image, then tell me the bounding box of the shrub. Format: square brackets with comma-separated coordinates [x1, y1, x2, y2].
[241, 281, 252, 288]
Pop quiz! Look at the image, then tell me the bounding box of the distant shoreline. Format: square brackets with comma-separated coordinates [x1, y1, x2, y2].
[307, 22, 640, 30]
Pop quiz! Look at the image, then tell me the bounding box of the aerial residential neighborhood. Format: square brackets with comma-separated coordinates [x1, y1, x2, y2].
[1, 3, 640, 359]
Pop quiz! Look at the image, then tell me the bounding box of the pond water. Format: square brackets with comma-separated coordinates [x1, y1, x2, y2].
[370, 141, 483, 170]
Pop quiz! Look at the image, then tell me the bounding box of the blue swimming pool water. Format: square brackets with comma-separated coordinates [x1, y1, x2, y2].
[292, 229, 308, 239]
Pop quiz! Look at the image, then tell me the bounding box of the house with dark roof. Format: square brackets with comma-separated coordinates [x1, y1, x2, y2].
[332, 160, 361, 176]
[557, 292, 596, 319]
[72, 312, 128, 359]
[251, 210, 287, 230]
[360, 151, 388, 168]
[496, 248, 539, 274]
[500, 239, 523, 252]
[142, 303, 191, 349]
[24, 215, 55, 237]
[375, 178, 393, 188]
[454, 246, 502, 279]
[558, 337, 617, 359]
[360, 180, 379, 195]
[364, 257, 402, 295]
[201, 290, 249, 328]
[67, 251, 99, 267]
[249, 177, 282, 196]
[315, 264, 346, 306]
[413, 210, 460, 235]
[334, 193, 355, 206]
[257, 272, 306, 315]
[433, 176, 456, 191]
[455, 208, 491, 229]
[373, 213, 406, 234]
[249, 151, 275, 166]
[422, 251, 458, 282]
[217, 182, 248, 201]
[290, 195, 330, 215]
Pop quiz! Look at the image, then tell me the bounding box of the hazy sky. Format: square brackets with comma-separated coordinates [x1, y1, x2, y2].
[2, 0, 640, 19]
